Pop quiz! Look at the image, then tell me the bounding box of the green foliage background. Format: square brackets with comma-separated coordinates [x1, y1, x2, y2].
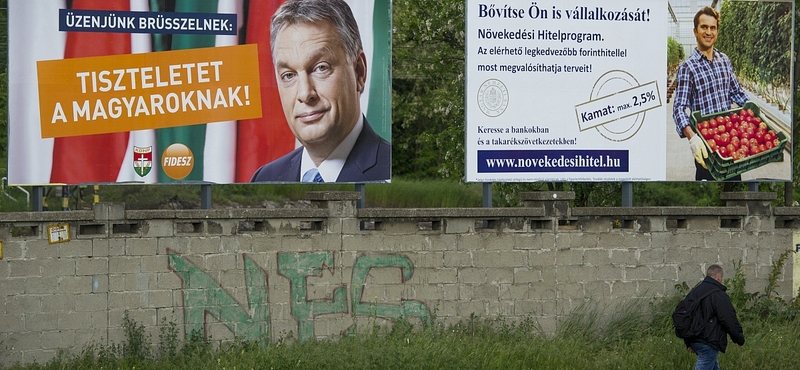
[667, 36, 684, 70]
[717, 1, 793, 109]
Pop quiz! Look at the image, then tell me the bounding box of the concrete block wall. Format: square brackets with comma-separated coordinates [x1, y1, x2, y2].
[0, 191, 797, 366]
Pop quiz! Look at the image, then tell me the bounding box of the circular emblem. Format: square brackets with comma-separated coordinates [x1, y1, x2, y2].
[589, 70, 645, 142]
[477, 79, 509, 117]
[161, 143, 195, 180]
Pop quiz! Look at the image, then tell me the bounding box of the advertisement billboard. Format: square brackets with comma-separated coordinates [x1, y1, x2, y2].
[466, 0, 793, 182]
[9, 0, 392, 185]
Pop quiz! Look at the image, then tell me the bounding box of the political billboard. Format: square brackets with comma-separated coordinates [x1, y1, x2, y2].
[466, 0, 793, 182]
[8, 0, 392, 185]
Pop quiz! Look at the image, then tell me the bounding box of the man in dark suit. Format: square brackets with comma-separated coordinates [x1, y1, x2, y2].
[250, 0, 390, 183]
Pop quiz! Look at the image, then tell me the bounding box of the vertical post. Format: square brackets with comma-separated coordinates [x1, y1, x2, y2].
[200, 184, 212, 209]
[748, 182, 759, 192]
[621, 182, 633, 207]
[93, 185, 100, 203]
[785, 181, 793, 206]
[483, 182, 492, 208]
[355, 184, 365, 208]
[61, 185, 70, 211]
[482, 183, 492, 229]
[32, 186, 44, 212]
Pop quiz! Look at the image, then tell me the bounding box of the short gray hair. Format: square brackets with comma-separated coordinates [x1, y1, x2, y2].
[270, 0, 363, 62]
[706, 264, 724, 279]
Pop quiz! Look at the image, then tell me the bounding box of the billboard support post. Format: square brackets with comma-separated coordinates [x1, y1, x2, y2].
[32, 186, 44, 212]
[483, 183, 492, 208]
[200, 184, 212, 210]
[748, 182, 759, 192]
[355, 184, 365, 209]
[61, 186, 70, 211]
[785, 181, 793, 206]
[622, 182, 633, 207]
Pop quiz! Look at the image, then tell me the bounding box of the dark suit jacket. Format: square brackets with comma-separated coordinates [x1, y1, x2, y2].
[250, 117, 391, 182]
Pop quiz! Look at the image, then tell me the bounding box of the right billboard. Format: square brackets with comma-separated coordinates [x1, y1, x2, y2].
[466, 0, 793, 182]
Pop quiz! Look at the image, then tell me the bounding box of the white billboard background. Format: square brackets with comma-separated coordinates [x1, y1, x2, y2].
[466, 0, 668, 182]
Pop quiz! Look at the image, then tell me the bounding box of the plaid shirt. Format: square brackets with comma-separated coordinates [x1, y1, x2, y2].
[672, 48, 748, 137]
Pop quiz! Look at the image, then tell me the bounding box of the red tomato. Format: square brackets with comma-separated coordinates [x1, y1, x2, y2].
[713, 134, 722, 144]
[718, 146, 728, 157]
[750, 145, 760, 155]
[720, 133, 730, 145]
[729, 128, 738, 138]
[708, 139, 717, 151]
[725, 121, 733, 130]
[740, 145, 749, 156]
[765, 140, 774, 150]
[731, 136, 740, 148]
[709, 118, 718, 128]
[701, 128, 710, 139]
[726, 144, 735, 154]
[700, 121, 709, 130]
[764, 132, 774, 142]
[731, 151, 741, 161]
[773, 138, 781, 148]
[759, 144, 767, 153]
[759, 122, 768, 131]
[731, 113, 740, 123]
[717, 125, 727, 134]
[746, 108, 754, 117]
[755, 130, 765, 144]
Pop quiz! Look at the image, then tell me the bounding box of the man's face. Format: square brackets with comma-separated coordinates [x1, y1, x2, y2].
[694, 14, 718, 51]
[273, 20, 366, 152]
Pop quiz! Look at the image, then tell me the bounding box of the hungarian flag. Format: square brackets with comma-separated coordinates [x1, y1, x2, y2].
[8, 0, 63, 185]
[233, 0, 294, 182]
[49, 0, 132, 184]
[117, 0, 158, 184]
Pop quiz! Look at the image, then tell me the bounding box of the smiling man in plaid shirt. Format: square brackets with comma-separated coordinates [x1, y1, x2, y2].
[672, 6, 748, 181]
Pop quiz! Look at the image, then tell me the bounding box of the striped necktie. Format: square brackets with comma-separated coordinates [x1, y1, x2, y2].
[302, 168, 324, 183]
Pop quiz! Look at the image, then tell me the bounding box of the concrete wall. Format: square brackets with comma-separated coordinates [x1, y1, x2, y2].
[1, 191, 797, 366]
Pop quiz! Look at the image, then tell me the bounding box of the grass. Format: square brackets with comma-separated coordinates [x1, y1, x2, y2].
[4, 257, 799, 370]
[5, 311, 797, 370]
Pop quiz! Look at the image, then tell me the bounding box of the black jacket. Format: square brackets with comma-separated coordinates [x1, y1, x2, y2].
[683, 276, 745, 353]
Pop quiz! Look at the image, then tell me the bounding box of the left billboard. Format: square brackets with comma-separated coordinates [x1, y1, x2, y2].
[9, 0, 392, 185]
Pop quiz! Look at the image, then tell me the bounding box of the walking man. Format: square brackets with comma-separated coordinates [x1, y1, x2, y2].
[682, 264, 745, 369]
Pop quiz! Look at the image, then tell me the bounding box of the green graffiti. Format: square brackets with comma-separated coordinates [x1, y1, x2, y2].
[168, 251, 270, 340]
[168, 251, 430, 341]
[351, 255, 432, 326]
[277, 252, 347, 340]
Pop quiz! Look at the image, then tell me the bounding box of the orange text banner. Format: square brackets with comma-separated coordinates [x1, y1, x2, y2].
[37, 44, 262, 138]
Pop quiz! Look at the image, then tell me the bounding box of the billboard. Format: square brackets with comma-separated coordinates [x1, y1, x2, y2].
[8, 0, 392, 185]
[466, 0, 793, 182]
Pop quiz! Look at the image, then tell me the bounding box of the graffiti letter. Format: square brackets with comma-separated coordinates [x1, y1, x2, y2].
[351, 255, 432, 326]
[168, 250, 270, 341]
[277, 252, 347, 340]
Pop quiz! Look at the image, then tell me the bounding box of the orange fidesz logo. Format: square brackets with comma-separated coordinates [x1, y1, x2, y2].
[161, 143, 194, 180]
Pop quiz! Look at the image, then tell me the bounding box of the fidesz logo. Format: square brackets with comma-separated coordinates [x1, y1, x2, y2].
[161, 143, 194, 180]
